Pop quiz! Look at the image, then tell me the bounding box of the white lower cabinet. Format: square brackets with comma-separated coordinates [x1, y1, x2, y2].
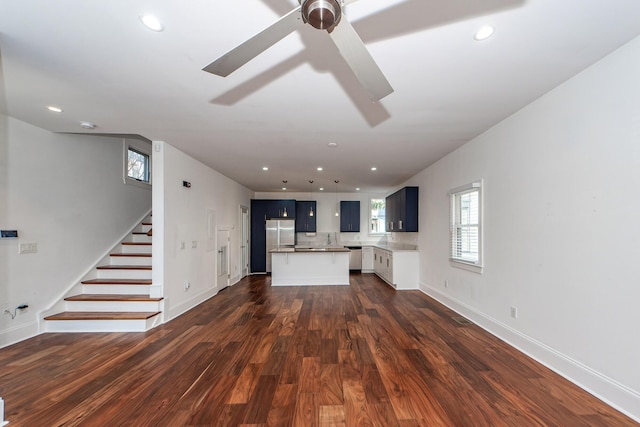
[373, 247, 418, 290]
[362, 246, 374, 273]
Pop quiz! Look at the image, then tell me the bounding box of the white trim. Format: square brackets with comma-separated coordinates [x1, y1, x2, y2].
[0, 320, 39, 349]
[449, 259, 484, 274]
[447, 180, 482, 195]
[419, 281, 640, 424]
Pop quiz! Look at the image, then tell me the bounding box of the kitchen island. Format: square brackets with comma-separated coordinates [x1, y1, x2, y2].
[270, 247, 350, 286]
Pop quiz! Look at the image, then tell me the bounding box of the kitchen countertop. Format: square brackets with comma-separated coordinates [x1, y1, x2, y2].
[270, 244, 418, 253]
[371, 244, 418, 252]
[270, 247, 351, 253]
[339, 242, 418, 252]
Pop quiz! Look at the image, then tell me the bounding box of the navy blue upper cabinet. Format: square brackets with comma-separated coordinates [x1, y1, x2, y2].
[250, 199, 297, 273]
[295, 201, 317, 232]
[265, 199, 296, 219]
[340, 201, 360, 232]
[386, 187, 419, 232]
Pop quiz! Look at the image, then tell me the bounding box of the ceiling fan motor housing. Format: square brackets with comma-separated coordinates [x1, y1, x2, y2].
[301, 0, 342, 31]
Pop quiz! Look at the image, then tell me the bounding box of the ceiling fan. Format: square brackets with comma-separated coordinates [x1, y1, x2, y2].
[203, 0, 393, 101]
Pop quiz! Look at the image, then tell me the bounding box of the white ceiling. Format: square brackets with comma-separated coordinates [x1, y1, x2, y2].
[2, 0, 640, 194]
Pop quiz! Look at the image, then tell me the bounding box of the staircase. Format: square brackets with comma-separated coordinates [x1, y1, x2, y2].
[44, 217, 163, 332]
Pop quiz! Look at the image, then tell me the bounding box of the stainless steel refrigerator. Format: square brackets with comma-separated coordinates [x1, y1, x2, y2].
[266, 219, 295, 272]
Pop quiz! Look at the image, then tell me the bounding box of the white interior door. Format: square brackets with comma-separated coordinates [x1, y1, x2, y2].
[217, 229, 230, 290]
[241, 206, 249, 278]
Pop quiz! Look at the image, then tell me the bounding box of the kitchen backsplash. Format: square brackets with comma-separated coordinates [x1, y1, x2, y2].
[296, 231, 388, 247]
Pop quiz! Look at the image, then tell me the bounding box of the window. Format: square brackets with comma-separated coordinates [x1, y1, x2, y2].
[123, 139, 152, 188]
[370, 198, 386, 234]
[128, 148, 149, 182]
[449, 180, 483, 272]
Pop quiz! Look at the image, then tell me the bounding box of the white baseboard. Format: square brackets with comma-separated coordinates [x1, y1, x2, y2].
[165, 287, 219, 322]
[419, 282, 640, 423]
[0, 320, 39, 349]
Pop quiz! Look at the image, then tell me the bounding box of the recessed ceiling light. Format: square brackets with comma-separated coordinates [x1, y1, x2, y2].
[47, 106, 63, 113]
[317, 167, 323, 171]
[282, 187, 287, 190]
[319, 187, 324, 191]
[80, 121, 96, 129]
[327, 142, 338, 148]
[371, 167, 377, 171]
[356, 188, 360, 191]
[140, 14, 164, 32]
[262, 167, 269, 171]
[474, 25, 495, 41]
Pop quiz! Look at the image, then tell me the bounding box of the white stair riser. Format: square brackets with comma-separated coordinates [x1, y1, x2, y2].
[45, 317, 160, 333]
[65, 301, 162, 312]
[120, 245, 152, 254]
[131, 234, 152, 243]
[139, 224, 152, 233]
[82, 284, 152, 294]
[109, 256, 152, 266]
[97, 269, 151, 280]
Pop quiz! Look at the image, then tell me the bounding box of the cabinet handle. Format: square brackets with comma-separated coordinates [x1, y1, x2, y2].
[398, 220, 403, 230]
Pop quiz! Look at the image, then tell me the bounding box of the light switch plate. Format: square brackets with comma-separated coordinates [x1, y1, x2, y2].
[19, 243, 37, 254]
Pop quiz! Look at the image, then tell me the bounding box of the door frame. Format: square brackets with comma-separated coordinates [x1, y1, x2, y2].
[216, 228, 230, 290]
[240, 205, 249, 278]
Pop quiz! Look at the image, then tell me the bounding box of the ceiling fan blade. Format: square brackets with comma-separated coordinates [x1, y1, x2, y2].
[328, 18, 393, 101]
[203, 6, 303, 77]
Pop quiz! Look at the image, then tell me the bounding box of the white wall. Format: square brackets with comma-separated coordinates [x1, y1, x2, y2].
[411, 36, 640, 420]
[153, 142, 253, 321]
[0, 115, 152, 347]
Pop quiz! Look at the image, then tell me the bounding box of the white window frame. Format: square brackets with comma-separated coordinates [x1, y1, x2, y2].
[369, 196, 387, 235]
[123, 138, 152, 189]
[448, 180, 483, 273]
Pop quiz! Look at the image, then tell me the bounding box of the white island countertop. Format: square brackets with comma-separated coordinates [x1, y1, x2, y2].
[270, 247, 350, 286]
[270, 247, 350, 253]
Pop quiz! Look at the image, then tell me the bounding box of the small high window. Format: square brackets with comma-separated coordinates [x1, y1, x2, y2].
[123, 139, 152, 188]
[127, 148, 150, 182]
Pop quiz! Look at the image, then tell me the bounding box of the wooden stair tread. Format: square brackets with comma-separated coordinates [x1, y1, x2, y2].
[82, 279, 152, 285]
[132, 231, 149, 235]
[65, 294, 163, 302]
[142, 222, 152, 226]
[96, 265, 151, 270]
[122, 242, 152, 246]
[110, 253, 152, 257]
[45, 312, 161, 321]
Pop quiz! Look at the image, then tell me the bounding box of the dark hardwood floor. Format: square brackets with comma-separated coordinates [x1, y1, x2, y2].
[0, 274, 636, 426]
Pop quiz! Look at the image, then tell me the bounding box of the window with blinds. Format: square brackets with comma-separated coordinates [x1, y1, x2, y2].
[449, 181, 483, 272]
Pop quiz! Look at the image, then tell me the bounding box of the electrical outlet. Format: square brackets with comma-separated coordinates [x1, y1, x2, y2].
[184, 281, 191, 291]
[510, 306, 518, 319]
[19, 243, 37, 254]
